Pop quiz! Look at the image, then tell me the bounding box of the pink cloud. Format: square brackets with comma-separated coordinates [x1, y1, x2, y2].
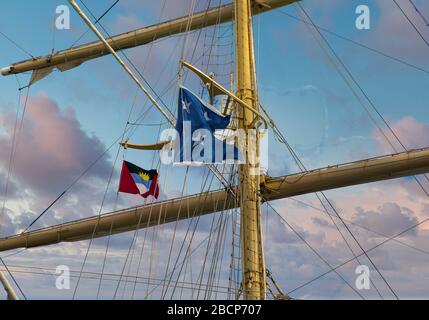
[365, 0, 429, 64]
[352, 202, 418, 237]
[374, 116, 429, 153]
[0, 93, 111, 197]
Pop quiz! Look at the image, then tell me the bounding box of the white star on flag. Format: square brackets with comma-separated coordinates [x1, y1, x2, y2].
[182, 100, 192, 113]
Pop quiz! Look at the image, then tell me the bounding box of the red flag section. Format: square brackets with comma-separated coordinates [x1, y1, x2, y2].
[118, 161, 160, 199]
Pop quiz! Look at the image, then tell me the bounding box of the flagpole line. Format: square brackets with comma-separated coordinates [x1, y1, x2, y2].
[68, 0, 175, 128]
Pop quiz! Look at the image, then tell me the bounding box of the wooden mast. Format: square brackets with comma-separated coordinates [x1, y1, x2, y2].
[235, 0, 266, 300]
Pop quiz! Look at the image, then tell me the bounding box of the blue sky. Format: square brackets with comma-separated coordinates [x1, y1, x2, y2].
[0, 0, 429, 300]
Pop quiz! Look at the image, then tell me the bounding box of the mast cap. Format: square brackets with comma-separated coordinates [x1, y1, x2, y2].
[1, 66, 12, 76]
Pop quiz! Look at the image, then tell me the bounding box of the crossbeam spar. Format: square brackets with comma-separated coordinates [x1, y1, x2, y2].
[1, 148, 428, 252]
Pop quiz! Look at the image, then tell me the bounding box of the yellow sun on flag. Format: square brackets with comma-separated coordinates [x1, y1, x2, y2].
[138, 172, 150, 181]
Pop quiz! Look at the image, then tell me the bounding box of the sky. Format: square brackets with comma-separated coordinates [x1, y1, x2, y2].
[0, 0, 429, 300]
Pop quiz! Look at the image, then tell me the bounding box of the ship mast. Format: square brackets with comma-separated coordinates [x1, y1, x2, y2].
[3, 0, 429, 301]
[235, 0, 266, 300]
[0, 271, 18, 300]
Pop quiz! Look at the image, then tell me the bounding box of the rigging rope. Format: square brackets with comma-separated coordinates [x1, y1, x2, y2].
[179, 0, 199, 68]
[294, 3, 429, 202]
[260, 3, 429, 299]
[178, 0, 237, 300]
[159, 169, 191, 297]
[144, 223, 217, 299]
[288, 197, 429, 258]
[21, 0, 179, 237]
[79, 0, 235, 201]
[131, 112, 175, 299]
[0, 264, 233, 295]
[72, 139, 123, 299]
[297, 2, 429, 189]
[264, 119, 428, 293]
[265, 202, 365, 299]
[0, 30, 34, 58]
[0, 257, 26, 300]
[261, 66, 388, 299]
[129, 126, 167, 299]
[156, 0, 206, 299]
[161, 171, 216, 298]
[409, 0, 429, 26]
[259, 4, 400, 299]
[195, 205, 221, 299]
[287, 213, 429, 296]
[275, 9, 429, 75]
[69, 0, 121, 49]
[96, 89, 140, 300]
[317, 192, 384, 299]
[162, 164, 231, 299]
[1, 84, 31, 236]
[97, 0, 172, 299]
[96, 220, 113, 299]
[72, 0, 185, 295]
[7, 0, 161, 242]
[204, 209, 230, 299]
[393, 0, 429, 47]
[77, 0, 176, 121]
[212, 212, 230, 299]
[153, 0, 239, 300]
[113, 207, 147, 299]
[118, 126, 166, 299]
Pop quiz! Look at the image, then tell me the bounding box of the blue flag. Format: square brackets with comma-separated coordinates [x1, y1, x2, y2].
[175, 86, 240, 165]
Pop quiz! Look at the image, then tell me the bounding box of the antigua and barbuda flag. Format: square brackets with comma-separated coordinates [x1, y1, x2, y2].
[118, 161, 160, 199]
[175, 86, 240, 165]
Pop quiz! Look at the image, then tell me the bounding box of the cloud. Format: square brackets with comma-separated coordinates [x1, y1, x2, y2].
[267, 212, 311, 244]
[266, 169, 429, 297]
[0, 93, 121, 233]
[312, 216, 335, 229]
[0, 209, 21, 236]
[352, 202, 419, 237]
[287, 0, 429, 77]
[371, 116, 429, 201]
[0, 169, 22, 201]
[369, 0, 429, 64]
[374, 116, 429, 153]
[0, 207, 34, 237]
[2, 0, 429, 298]
[0, 93, 111, 198]
[350, 0, 429, 76]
